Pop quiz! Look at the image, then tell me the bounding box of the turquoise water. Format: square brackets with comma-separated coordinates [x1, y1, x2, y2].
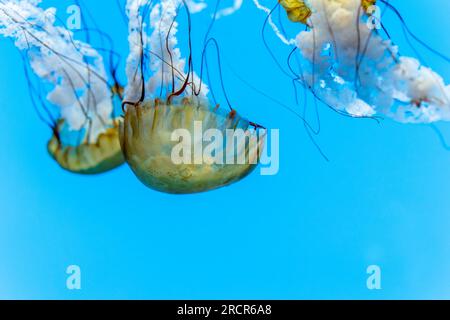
[0, 0, 449, 299]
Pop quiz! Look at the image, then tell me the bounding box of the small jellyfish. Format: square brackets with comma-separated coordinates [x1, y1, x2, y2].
[0, 0, 125, 174]
[121, 0, 265, 194]
[278, 0, 312, 24]
[254, 0, 450, 125]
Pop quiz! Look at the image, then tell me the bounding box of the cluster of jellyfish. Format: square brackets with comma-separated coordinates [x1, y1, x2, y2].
[1, 0, 449, 194]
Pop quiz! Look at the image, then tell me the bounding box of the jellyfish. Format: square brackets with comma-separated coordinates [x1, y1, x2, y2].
[0, 0, 125, 174]
[121, 0, 265, 194]
[253, 0, 450, 127]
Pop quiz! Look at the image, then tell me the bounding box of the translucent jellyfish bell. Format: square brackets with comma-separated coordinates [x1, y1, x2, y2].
[0, 0, 125, 174]
[120, 98, 265, 194]
[46, 87, 125, 175]
[47, 118, 124, 175]
[122, 0, 265, 193]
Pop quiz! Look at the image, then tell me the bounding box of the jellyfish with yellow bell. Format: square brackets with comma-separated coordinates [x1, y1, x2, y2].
[121, 0, 266, 194]
[253, 0, 450, 125]
[0, 0, 125, 174]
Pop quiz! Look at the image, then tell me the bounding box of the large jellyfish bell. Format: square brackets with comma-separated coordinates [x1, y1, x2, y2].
[121, 0, 265, 194]
[120, 98, 265, 194]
